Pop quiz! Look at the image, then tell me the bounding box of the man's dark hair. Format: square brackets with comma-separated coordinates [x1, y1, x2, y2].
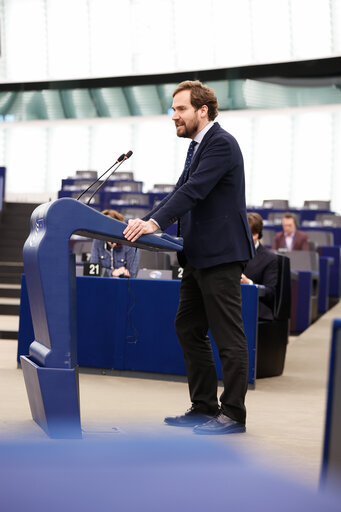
[173, 80, 219, 121]
[282, 212, 298, 227]
[247, 212, 263, 239]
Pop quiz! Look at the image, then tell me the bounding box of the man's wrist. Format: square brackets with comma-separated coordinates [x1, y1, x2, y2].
[150, 218, 160, 229]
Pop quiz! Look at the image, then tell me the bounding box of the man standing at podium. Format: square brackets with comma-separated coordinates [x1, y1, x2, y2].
[124, 80, 254, 434]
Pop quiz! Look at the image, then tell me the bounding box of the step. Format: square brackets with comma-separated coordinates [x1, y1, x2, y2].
[0, 228, 29, 240]
[0, 312, 19, 339]
[0, 274, 21, 284]
[0, 262, 24, 274]
[0, 305, 19, 315]
[0, 297, 20, 315]
[0, 216, 31, 229]
[0, 250, 23, 262]
[0, 284, 21, 298]
[0, 330, 17, 340]
[0, 238, 26, 248]
[1, 209, 32, 219]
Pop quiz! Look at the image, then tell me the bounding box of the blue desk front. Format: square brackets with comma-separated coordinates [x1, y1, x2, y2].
[18, 276, 259, 386]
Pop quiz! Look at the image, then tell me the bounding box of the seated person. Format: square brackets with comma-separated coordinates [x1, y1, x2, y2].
[241, 213, 278, 321]
[90, 209, 140, 278]
[272, 212, 309, 251]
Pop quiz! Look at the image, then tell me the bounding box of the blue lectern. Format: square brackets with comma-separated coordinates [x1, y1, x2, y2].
[21, 198, 183, 438]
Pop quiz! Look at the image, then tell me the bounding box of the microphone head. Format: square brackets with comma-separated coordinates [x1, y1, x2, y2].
[125, 150, 133, 159]
[117, 153, 125, 162]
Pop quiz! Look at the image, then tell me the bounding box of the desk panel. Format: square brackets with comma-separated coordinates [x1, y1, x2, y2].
[18, 276, 258, 385]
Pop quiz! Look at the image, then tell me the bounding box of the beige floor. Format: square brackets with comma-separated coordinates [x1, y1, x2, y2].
[0, 302, 340, 489]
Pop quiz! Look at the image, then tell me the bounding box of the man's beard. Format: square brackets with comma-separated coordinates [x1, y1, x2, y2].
[176, 120, 199, 139]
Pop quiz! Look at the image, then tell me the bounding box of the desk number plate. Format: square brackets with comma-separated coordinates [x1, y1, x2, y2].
[83, 262, 102, 276]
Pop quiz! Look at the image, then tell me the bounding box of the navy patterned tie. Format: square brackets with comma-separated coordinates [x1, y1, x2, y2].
[183, 140, 197, 181]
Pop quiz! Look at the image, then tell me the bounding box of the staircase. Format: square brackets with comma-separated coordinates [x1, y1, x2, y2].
[0, 202, 39, 340]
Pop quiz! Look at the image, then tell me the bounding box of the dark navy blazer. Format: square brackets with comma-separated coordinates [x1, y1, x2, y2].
[145, 122, 255, 269]
[244, 243, 278, 321]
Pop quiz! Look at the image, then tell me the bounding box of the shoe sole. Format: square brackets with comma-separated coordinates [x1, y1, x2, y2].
[193, 425, 246, 435]
[164, 421, 197, 427]
[164, 417, 213, 427]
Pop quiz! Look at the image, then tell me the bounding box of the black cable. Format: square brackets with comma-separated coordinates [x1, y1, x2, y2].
[125, 248, 139, 344]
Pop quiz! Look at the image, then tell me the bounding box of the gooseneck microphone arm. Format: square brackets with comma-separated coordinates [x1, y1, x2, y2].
[86, 150, 133, 205]
[76, 153, 126, 201]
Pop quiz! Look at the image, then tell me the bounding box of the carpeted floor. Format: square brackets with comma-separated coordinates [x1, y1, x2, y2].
[0, 301, 340, 489]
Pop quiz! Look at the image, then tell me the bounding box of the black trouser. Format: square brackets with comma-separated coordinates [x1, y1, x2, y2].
[174, 262, 248, 424]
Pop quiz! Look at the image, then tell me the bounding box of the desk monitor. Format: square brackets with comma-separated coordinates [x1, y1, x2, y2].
[137, 269, 173, 280]
[76, 170, 98, 179]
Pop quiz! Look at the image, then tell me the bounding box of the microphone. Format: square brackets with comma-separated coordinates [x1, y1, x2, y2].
[86, 150, 133, 205]
[77, 153, 125, 201]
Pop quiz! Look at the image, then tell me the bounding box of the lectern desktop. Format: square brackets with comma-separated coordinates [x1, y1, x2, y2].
[21, 198, 183, 438]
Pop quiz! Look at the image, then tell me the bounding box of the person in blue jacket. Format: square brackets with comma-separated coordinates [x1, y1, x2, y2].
[91, 209, 140, 278]
[124, 80, 254, 435]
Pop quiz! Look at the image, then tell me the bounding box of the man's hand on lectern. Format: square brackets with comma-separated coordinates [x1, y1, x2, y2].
[123, 218, 159, 243]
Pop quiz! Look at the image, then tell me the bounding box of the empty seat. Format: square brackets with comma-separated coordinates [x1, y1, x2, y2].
[261, 229, 277, 247]
[166, 251, 179, 267]
[152, 184, 174, 193]
[304, 200, 331, 210]
[267, 212, 301, 226]
[119, 193, 150, 206]
[262, 199, 289, 209]
[306, 230, 334, 247]
[267, 213, 283, 225]
[138, 250, 171, 270]
[70, 238, 93, 265]
[119, 207, 150, 220]
[105, 181, 143, 192]
[110, 171, 134, 181]
[71, 239, 93, 254]
[76, 170, 98, 179]
[315, 214, 341, 227]
[72, 191, 100, 206]
[302, 220, 323, 227]
[286, 250, 319, 272]
[308, 240, 317, 251]
[325, 217, 341, 227]
[69, 180, 95, 189]
[286, 250, 320, 325]
[165, 251, 183, 280]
